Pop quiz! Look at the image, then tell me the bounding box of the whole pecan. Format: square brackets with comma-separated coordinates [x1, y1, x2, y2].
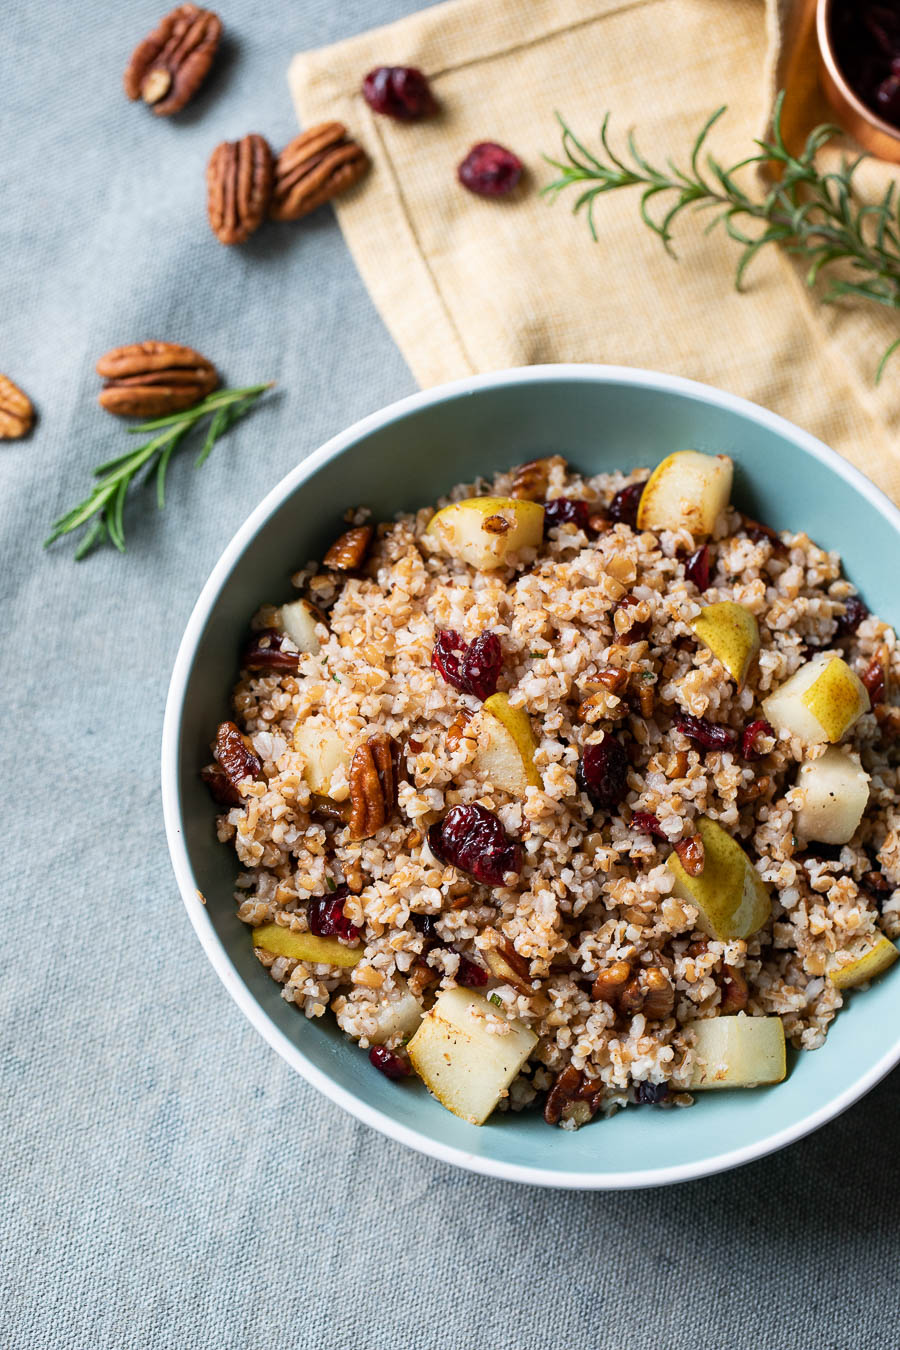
[348, 732, 401, 840]
[96, 341, 217, 418]
[543, 1065, 603, 1127]
[270, 123, 369, 223]
[323, 524, 374, 571]
[207, 134, 274, 245]
[124, 5, 221, 116]
[0, 374, 34, 439]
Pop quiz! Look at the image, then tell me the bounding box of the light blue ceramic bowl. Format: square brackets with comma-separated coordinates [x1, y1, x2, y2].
[162, 365, 900, 1188]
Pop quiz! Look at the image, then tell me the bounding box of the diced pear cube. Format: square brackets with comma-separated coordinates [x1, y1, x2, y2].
[636, 450, 733, 537]
[795, 747, 869, 845]
[471, 692, 542, 796]
[280, 598, 324, 655]
[407, 987, 537, 1125]
[687, 1015, 786, 1089]
[252, 923, 361, 968]
[426, 496, 544, 570]
[293, 715, 349, 795]
[828, 936, 898, 989]
[762, 652, 869, 745]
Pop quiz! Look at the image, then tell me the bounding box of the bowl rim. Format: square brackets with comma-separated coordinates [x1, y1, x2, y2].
[162, 362, 900, 1189]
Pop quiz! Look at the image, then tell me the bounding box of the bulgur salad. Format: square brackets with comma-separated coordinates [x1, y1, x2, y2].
[202, 449, 900, 1128]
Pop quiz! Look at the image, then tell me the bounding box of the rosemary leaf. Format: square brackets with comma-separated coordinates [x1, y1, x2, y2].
[44, 382, 273, 560]
[544, 92, 900, 381]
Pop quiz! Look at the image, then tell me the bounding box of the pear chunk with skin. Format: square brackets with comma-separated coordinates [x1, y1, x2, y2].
[426, 496, 544, 571]
[667, 817, 771, 940]
[280, 598, 324, 655]
[252, 923, 361, 969]
[293, 715, 349, 795]
[470, 692, 542, 796]
[691, 601, 760, 687]
[794, 747, 869, 845]
[407, 987, 538, 1125]
[687, 1015, 786, 1089]
[762, 652, 869, 745]
[828, 936, 898, 989]
[636, 450, 733, 537]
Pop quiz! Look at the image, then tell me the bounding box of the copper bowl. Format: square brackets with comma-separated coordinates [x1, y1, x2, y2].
[816, 0, 900, 162]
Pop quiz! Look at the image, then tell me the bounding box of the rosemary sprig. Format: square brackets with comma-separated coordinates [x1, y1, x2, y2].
[45, 382, 273, 560]
[544, 92, 900, 382]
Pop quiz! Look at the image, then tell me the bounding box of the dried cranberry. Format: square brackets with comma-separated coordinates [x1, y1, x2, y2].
[457, 142, 523, 197]
[428, 803, 523, 886]
[544, 498, 592, 532]
[632, 810, 666, 838]
[577, 736, 629, 810]
[684, 544, 710, 592]
[242, 629, 300, 673]
[862, 649, 888, 704]
[431, 629, 503, 701]
[308, 885, 360, 942]
[456, 955, 489, 987]
[673, 712, 737, 752]
[608, 481, 646, 527]
[741, 718, 774, 761]
[634, 1081, 669, 1105]
[362, 66, 436, 120]
[836, 594, 869, 637]
[411, 913, 441, 941]
[369, 1045, 410, 1080]
[615, 592, 651, 642]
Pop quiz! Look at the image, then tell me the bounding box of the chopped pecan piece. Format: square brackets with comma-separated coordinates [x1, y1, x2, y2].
[642, 968, 675, 1020]
[348, 732, 401, 840]
[591, 959, 633, 1004]
[0, 373, 34, 439]
[482, 930, 533, 995]
[593, 961, 673, 1020]
[862, 643, 890, 705]
[124, 5, 221, 116]
[543, 1065, 603, 1126]
[719, 964, 749, 1014]
[207, 134, 274, 245]
[674, 832, 705, 877]
[308, 793, 351, 824]
[208, 721, 261, 800]
[740, 514, 788, 555]
[323, 524, 374, 571]
[96, 341, 218, 418]
[595, 667, 630, 694]
[445, 708, 474, 752]
[241, 629, 300, 673]
[200, 764, 241, 806]
[483, 514, 511, 535]
[270, 122, 369, 222]
[614, 593, 651, 643]
[510, 457, 562, 501]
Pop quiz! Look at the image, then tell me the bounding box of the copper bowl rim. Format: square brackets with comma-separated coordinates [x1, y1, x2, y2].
[815, 0, 900, 145]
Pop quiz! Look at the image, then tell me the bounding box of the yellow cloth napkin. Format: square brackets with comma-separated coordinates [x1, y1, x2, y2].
[289, 0, 900, 500]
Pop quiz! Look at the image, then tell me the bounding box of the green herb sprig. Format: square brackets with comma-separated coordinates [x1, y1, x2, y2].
[544, 93, 900, 381]
[45, 382, 273, 560]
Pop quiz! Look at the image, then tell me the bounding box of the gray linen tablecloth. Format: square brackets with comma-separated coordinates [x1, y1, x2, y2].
[2, 3, 897, 1347]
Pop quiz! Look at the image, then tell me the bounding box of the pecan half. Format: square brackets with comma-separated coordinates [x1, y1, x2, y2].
[543, 1065, 603, 1126]
[592, 960, 673, 1020]
[270, 122, 369, 223]
[207, 134, 274, 245]
[96, 341, 217, 417]
[0, 374, 34, 439]
[323, 524, 374, 571]
[124, 5, 221, 116]
[207, 721, 261, 801]
[348, 732, 401, 840]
